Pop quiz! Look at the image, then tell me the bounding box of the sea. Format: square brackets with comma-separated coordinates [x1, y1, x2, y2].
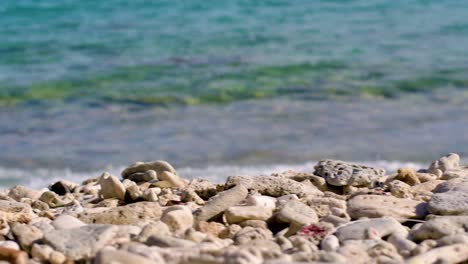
[1, 0, 468, 188]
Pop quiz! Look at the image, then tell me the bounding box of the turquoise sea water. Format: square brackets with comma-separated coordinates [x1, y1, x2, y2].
[1, 0, 468, 187]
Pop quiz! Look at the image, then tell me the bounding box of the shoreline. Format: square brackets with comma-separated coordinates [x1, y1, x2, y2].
[0, 154, 467, 263]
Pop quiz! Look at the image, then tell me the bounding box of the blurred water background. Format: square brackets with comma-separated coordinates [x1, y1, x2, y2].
[1, 0, 468, 188]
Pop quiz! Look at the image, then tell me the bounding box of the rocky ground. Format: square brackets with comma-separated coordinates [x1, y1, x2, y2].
[0, 154, 468, 264]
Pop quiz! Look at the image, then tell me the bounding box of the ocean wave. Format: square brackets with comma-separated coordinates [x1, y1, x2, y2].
[0, 160, 426, 190]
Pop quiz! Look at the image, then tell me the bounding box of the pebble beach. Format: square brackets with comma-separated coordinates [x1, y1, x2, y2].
[0, 153, 468, 263]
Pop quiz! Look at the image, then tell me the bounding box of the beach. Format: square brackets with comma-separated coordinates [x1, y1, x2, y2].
[0, 154, 468, 263]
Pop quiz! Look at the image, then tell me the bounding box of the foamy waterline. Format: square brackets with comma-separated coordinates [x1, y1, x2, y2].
[0, 160, 426, 190]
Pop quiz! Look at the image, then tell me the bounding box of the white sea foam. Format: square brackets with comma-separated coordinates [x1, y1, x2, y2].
[0, 160, 427, 190]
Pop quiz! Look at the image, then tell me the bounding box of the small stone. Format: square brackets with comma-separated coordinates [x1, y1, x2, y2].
[119, 242, 166, 263]
[158, 171, 187, 188]
[180, 188, 204, 205]
[196, 221, 226, 238]
[99, 172, 126, 200]
[49, 180, 78, 195]
[411, 216, 468, 241]
[278, 200, 318, 227]
[226, 175, 322, 197]
[11, 223, 43, 249]
[219, 224, 242, 239]
[127, 170, 158, 183]
[428, 153, 460, 174]
[31, 244, 53, 262]
[405, 243, 468, 264]
[123, 180, 142, 201]
[49, 251, 66, 264]
[239, 219, 269, 229]
[321, 235, 339, 251]
[234, 226, 273, 245]
[0, 200, 35, 224]
[146, 234, 197, 248]
[194, 185, 248, 222]
[138, 221, 171, 241]
[0, 241, 19, 251]
[388, 180, 412, 198]
[76, 202, 162, 225]
[395, 168, 420, 186]
[51, 215, 86, 230]
[187, 178, 219, 200]
[39, 191, 67, 208]
[95, 249, 154, 264]
[314, 159, 385, 187]
[122, 160, 177, 179]
[161, 206, 194, 233]
[347, 194, 428, 221]
[434, 177, 468, 193]
[152, 181, 173, 188]
[428, 191, 468, 215]
[276, 194, 299, 206]
[31, 200, 49, 211]
[0, 247, 28, 264]
[387, 234, 417, 256]
[8, 185, 41, 202]
[245, 195, 276, 209]
[142, 188, 160, 202]
[334, 218, 408, 242]
[44, 224, 119, 260]
[30, 218, 54, 233]
[225, 205, 273, 224]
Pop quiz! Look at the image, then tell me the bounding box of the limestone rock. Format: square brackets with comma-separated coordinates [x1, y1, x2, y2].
[122, 160, 176, 179]
[8, 185, 41, 202]
[196, 221, 226, 238]
[234, 226, 273, 245]
[49, 180, 78, 196]
[411, 216, 468, 241]
[321, 235, 339, 252]
[193, 185, 248, 222]
[428, 153, 460, 175]
[126, 170, 158, 183]
[123, 179, 142, 201]
[245, 195, 276, 209]
[226, 175, 322, 197]
[138, 221, 171, 241]
[158, 171, 187, 188]
[51, 214, 86, 230]
[0, 247, 28, 264]
[0, 241, 19, 251]
[428, 191, 468, 215]
[433, 177, 468, 193]
[395, 168, 420, 186]
[76, 202, 162, 225]
[347, 194, 428, 221]
[146, 234, 197, 248]
[44, 224, 119, 260]
[161, 206, 193, 233]
[278, 200, 318, 226]
[314, 159, 385, 187]
[405, 243, 468, 264]
[99, 172, 126, 200]
[334, 218, 407, 242]
[11, 223, 43, 249]
[225, 205, 273, 224]
[95, 249, 154, 264]
[38, 191, 67, 208]
[142, 188, 160, 202]
[0, 200, 35, 223]
[31, 244, 53, 262]
[119, 242, 166, 263]
[49, 251, 66, 264]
